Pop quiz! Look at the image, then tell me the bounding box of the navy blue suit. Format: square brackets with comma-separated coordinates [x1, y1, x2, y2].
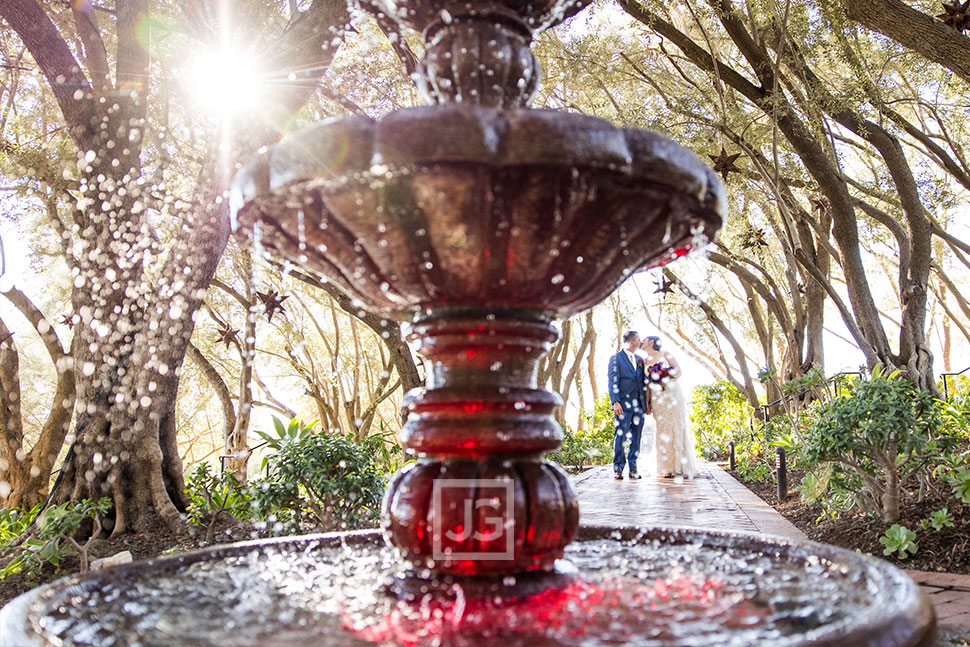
[609, 350, 647, 473]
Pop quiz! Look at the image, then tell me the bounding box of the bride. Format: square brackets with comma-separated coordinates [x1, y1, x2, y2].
[640, 335, 698, 479]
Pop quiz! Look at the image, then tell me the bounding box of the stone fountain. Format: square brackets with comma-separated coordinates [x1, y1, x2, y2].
[1, 1, 935, 645]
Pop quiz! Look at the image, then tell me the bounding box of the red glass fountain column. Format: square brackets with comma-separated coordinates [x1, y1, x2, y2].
[383, 314, 578, 574]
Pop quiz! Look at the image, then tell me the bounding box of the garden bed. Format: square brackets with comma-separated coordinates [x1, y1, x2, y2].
[738, 469, 970, 575]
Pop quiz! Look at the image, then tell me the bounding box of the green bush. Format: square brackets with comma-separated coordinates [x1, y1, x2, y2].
[250, 432, 385, 532]
[920, 508, 954, 531]
[0, 498, 111, 578]
[550, 425, 612, 472]
[737, 456, 771, 481]
[550, 397, 616, 472]
[0, 504, 42, 544]
[940, 373, 970, 413]
[951, 466, 970, 504]
[254, 416, 318, 473]
[778, 365, 828, 397]
[586, 396, 618, 445]
[689, 381, 755, 460]
[185, 463, 254, 543]
[803, 368, 961, 523]
[359, 422, 408, 473]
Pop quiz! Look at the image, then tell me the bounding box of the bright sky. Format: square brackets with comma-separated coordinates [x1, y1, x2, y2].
[0, 218, 30, 298]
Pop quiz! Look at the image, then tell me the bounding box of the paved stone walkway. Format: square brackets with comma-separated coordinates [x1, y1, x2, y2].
[573, 461, 805, 538]
[907, 571, 970, 645]
[574, 462, 970, 645]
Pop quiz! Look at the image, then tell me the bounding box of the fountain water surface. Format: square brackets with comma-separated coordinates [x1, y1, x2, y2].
[1, 0, 935, 645]
[4, 528, 933, 646]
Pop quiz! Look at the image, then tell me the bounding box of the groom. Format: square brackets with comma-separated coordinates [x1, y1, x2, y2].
[609, 330, 648, 480]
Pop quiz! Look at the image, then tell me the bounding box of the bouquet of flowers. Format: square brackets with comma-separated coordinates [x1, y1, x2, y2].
[647, 362, 672, 390]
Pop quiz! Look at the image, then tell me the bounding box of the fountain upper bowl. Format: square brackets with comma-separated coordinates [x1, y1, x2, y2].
[230, 104, 724, 320]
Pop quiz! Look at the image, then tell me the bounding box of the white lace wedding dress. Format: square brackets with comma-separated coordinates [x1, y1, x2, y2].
[651, 376, 698, 478]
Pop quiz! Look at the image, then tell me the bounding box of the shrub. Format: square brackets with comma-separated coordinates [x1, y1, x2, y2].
[185, 463, 254, 543]
[803, 368, 961, 522]
[0, 504, 42, 544]
[254, 416, 318, 473]
[951, 467, 970, 504]
[737, 457, 771, 481]
[689, 381, 755, 460]
[0, 498, 111, 577]
[550, 425, 612, 472]
[920, 508, 954, 531]
[940, 373, 970, 413]
[359, 422, 408, 473]
[550, 398, 616, 472]
[250, 432, 385, 532]
[778, 365, 828, 397]
[586, 396, 618, 446]
[797, 467, 830, 503]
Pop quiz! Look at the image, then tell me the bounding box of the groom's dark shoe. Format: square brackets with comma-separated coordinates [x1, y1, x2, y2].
[628, 471, 642, 479]
[614, 471, 623, 480]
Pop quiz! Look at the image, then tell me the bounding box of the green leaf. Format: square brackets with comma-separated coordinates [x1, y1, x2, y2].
[929, 508, 954, 531]
[879, 524, 918, 559]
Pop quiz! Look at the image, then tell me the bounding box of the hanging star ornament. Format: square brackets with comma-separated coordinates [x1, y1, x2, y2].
[256, 289, 288, 322]
[937, 0, 970, 32]
[708, 147, 743, 181]
[809, 196, 829, 214]
[654, 277, 675, 296]
[215, 325, 240, 349]
[740, 226, 769, 250]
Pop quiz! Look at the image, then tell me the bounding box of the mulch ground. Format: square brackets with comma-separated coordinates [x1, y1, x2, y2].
[739, 468, 970, 574]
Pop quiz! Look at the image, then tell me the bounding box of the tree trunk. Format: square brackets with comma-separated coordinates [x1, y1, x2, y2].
[575, 368, 586, 431]
[842, 0, 970, 86]
[558, 316, 595, 425]
[185, 342, 237, 463]
[799, 216, 828, 372]
[882, 466, 900, 524]
[587, 314, 599, 403]
[10, 0, 350, 534]
[0, 288, 77, 509]
[226, 284, 256, 479]
[941, 285, 951, 372]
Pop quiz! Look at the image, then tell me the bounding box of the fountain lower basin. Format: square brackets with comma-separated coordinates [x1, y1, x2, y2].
[1, 526, 934, 646]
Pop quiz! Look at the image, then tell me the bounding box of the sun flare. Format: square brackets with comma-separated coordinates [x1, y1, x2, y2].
[187, 46, 265, 118]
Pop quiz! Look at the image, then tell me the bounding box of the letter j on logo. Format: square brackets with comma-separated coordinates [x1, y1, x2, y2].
[432, 478, 515, 562]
